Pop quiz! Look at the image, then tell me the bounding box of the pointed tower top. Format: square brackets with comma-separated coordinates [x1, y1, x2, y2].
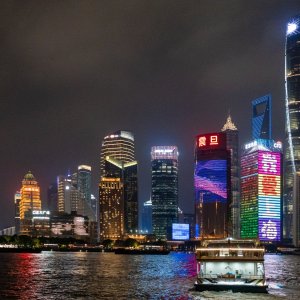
[221, 114, 238, 131]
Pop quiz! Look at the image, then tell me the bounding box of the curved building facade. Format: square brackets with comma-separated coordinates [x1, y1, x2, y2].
[284, 16, 300, 240]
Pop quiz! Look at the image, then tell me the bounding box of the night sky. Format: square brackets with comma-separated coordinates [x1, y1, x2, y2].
[1, 1, 300, 229]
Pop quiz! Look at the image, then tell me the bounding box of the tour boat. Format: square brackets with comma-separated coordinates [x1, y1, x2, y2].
[194, 239, 268, 293]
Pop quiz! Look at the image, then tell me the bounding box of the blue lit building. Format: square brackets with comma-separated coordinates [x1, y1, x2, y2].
[252, 94, 272, 140]
[284, 15, 300, 242]
[141, 199, 152, 234]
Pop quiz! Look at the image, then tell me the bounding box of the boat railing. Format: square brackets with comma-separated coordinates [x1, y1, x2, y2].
[196, 249, 264, 260]
[199, 273, 264, 280]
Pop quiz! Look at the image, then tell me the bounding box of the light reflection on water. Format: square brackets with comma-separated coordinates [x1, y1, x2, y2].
[0, 252, 299, 299]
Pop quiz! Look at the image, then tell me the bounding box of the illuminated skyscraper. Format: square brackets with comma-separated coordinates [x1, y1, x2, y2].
[221, 114, 240, 238]
[141, 199, 152, 233]
[284, 15, 300, 241]
[240, 140, 282, 242]
[151, 146, 178, 240]
[99, 178, 124, 240]
[19, 171, 42, 235]
[100, 131, 135, 176]
[194, 133, 231, 239]
[252, 94, 272, 140]
[99, 131, 138, 238]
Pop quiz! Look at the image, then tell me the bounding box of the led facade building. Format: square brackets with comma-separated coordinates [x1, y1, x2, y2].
[99, 178, 124, 240]
[99, 131, 138, 238]
[194, 132, 231, 239]
[221, 115, 240, 238]
[19, 171, 42, 235]
[284, 15, 300, 241]
[151, 146, 179, 240]
[252, 94, 272, 140]
[240, 140, 282, 242]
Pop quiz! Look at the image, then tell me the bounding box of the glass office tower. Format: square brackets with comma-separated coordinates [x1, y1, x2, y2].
[151, 146, 179, 240]
[284, 15, 300, 240]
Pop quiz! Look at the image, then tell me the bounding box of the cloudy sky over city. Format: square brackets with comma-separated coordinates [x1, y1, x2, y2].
[1, 1, 300, 228]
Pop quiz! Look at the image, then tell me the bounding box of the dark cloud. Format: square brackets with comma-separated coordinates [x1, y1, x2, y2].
[0, 0, 300, 228]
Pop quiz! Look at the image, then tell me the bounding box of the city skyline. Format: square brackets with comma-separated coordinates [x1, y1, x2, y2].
[1, 2, 300, 229]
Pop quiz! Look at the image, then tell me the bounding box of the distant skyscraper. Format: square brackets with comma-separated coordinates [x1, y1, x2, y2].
[57, 174, 85, 215]
[99, 178, 124, 240]
[194, 132, 231, 239]
[151, 146, 179, 240]
[19, 171, 41, 235]
[14, 191, 21, 234]
[141, 199, 152, 233]
[99, 130, 138, 239]
[252, 94, 272, 140]
[221, 114, 240, 238]
[77, 165, 96, 220]
[284, 15, 300, 241]
[240, 140, 282, 242]
[47, 183, 58, 213]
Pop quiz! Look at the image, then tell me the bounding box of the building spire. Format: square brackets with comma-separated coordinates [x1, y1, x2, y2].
[221, 113, 238, 131]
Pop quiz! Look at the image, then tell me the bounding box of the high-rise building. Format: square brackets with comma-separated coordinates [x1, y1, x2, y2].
[14, 191, 21, 234]
[19, 171, 42, 235]
[252, 94, 272, 140]
[151, 146, 178, 240]
[194, 132, 231, 239]
[221, 114, 240, 238]
[141, 199, 152, 233]
[57, 175, 84, 215]
[284, 16, 300, 241]
[99, 131, 138, 238]
[47, 183, 58, 213]
[77, 165, 96, 221]
[99, 177, 124, 240]
[293, 172, 300, 247]
[240, 140, 282, 242]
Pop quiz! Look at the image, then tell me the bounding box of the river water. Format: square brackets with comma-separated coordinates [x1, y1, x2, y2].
[0, 252, 299, 299]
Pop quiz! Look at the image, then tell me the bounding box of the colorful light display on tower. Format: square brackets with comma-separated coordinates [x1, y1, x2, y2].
[194, 132, 231, 239]
[241, 142, 282, 242]
[258, 151, 281, 241]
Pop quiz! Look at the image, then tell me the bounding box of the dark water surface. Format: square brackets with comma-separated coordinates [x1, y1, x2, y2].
[0, 252, 299, 299]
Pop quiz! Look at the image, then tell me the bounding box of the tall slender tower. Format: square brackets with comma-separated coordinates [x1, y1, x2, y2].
[20, 171, 41, 235]
[284, 16, 300, 241]
[99, 130, 138, 239]
[151, 146, 179, 240]
[221, 115, 240, 238]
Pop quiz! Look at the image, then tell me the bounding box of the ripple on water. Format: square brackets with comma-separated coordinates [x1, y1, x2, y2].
[0, 252, 299, 299]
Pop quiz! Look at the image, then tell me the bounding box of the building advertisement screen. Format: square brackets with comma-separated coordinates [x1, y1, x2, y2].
[196, 132, 227, 150]
[172, 223, 189, 240]
[194, 160, 227, 203]
[258, 151, 281, 241]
